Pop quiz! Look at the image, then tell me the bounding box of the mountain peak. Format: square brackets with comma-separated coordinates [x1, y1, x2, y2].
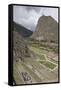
[31, 16, 58, 43]
[13, 22, 33, 37]
[38, 15, 57, 24]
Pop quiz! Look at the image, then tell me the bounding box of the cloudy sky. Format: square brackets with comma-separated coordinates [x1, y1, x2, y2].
[13, 5, 58, 31]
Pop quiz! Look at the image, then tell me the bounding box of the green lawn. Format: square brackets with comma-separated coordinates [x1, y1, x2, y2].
[39, 54, 46, 60]
[39, 60, 56, 69]
[29, 44, 57, 70]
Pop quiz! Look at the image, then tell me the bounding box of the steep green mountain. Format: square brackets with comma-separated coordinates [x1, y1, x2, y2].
[13, 22, 33, 37]
[32, 15, 58, 43]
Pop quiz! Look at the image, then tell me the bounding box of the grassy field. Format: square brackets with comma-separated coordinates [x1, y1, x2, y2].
[13, 40, 58, 84]
[39, 60, 56, 69]
[29, 44, 57, 70]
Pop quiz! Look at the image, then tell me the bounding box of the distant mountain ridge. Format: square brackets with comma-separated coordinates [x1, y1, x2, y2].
[13, 22, 33, 37]
[32, 15, 58, 43]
